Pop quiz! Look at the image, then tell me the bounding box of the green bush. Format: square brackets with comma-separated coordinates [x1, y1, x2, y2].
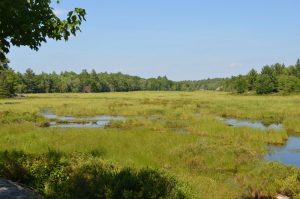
[0, 151, 187, 199]
[237, 162, 300, 198]
[256, 74, 275, 94]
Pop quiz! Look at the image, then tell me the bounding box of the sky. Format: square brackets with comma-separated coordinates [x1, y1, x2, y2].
[8, 0, 300, 80]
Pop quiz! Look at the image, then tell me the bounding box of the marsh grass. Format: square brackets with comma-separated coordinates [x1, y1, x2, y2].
[0, 91, 300, 198]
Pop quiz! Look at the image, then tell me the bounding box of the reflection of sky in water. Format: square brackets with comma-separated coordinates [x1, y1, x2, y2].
[42, 111, 124, 128]
[218, 117, 300, 168]
[219, 117, 282, 131]
[266, 136, 300, 168]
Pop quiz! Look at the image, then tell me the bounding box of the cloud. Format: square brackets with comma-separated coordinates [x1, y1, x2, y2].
[53, 8, 67, 17]
[229, 63, 243, 68]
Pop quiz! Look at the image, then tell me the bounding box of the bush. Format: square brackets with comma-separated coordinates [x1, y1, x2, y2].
[256, 74, 275, 94]
[237, 162, 300, 198]
[278, 75, 300, 94]
[234, 75, 248, 94]
[0, 151, 188, 199]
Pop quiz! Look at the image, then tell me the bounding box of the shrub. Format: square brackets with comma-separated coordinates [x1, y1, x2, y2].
[237, 162, 300, 198]
[0, 151, 188, 199]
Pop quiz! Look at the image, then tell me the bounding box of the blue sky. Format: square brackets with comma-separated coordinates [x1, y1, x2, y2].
[8, 0, 300, 80]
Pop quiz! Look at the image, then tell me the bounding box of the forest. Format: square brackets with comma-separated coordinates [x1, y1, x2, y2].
[0, 67, 225, 97]
[2, 59, 300, 97]
[226, 59, 300, 94]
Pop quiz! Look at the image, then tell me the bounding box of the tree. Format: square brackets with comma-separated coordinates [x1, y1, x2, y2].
[0, 0, 86, 67]
[272, 63, 285, 76]
[278, 75, 300, 95]
[0, 69, 17, 97]
[256, 74, 274, 94]
[247, 69, 258, 91]
[23, 68, 38, 93]
[234, 75, 248, 94]
[295, 59, 300, 78]
[261, 65, 278, 92]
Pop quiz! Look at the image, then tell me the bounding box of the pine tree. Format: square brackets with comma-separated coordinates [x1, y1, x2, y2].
[0, 69, 16, 98]
[0, 73, 10, 97]
[295, 59, 300, 78]
[247, 69, 258, 90]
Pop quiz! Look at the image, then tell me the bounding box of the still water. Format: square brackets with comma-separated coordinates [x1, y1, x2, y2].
[42, 111, 124, 128]
[219, 117, 300, 167]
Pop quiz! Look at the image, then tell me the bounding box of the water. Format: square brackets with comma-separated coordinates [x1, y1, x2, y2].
[218, 117, 282, 131]
[42, 111, 124, 128]
[266, 136, 300, 167]
[218, 117, 300, 167]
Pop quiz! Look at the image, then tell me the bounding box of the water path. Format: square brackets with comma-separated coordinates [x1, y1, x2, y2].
[42, 111, 124, 128]
[219, 117, 300, 167]
[218, 117, 282, 131]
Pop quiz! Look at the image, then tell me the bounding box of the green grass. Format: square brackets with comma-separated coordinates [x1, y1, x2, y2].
[0, 91, 300, 198]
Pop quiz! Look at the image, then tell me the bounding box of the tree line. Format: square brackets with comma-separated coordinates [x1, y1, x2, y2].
[3, 59, 299, 97]
[225, 59, 300, 94]
[0, 68, 225, 97]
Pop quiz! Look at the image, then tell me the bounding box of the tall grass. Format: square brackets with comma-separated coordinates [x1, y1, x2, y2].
[0, 91, 299, 198]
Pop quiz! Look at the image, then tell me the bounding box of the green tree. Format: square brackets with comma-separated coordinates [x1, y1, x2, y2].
[23, 68, 38, 93]
[0, 0, 86, 67]
[261, 65, 278, 92]
[90, 69, 100, 92]
[247, 69, 258, 91]
[278, 75, 300, 95]
[295, 59, 300, 78]
[256, 74, 274, 94]
[272, 63, 285, 76]
[234, 75, 248, 94]
[0, 69, 17, 97]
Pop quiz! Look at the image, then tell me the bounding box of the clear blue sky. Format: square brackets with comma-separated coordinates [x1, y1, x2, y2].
[8, 0, 300, 80]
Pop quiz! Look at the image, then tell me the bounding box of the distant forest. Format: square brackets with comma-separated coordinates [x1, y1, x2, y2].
[0, 67, 225, 97]
[225, 59, 300, 94]
[1, 59, 300, 97]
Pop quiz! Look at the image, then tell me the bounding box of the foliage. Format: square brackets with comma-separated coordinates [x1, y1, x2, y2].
[2, 92, 300, 198]
[278, 75, 300, 95]
[255, 74, 274, 94]
[0, 0, 86, 68]
[0, 68, 17, 97]
[227, 60, 300, 94]
[247, 69, 258, 91]
[3, 69, 225, 94]
[0, 151, 187, 199]
[233, 75, 248, 94]
[237, 162, 300, 198]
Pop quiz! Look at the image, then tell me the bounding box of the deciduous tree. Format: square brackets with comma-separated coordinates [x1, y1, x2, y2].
[0, 0, 86, 67]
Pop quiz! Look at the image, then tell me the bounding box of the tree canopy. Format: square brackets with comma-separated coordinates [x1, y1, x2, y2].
[0, 0, 86, 67]
[225, 59, 300, 95]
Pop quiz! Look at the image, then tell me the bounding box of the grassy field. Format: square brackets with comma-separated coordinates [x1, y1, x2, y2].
[0, 91, 300, 198]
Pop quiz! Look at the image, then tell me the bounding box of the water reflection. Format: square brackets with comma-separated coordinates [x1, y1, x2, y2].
[218, 117, 300, 168]
[266, 136, 300, 167]
[218, 117, 282, 131]
[42, 111, 124, 128]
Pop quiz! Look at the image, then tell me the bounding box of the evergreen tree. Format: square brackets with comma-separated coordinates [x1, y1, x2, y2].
[256, 74, 274, 94]
[23, 68, 37, 93]
[261, 65, 278, 92]
[0, 69, 17, 97]
[295, 59, 300, 78]
[247, 69, 258, 91]
[273, 63, 285, 76]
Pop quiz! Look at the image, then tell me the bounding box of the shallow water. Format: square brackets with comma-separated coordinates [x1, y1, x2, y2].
[266, 136, 300, 167]
[218, 117, 282, 131]
[218, 117, 300, 167]
[42, 111, 124, 128]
